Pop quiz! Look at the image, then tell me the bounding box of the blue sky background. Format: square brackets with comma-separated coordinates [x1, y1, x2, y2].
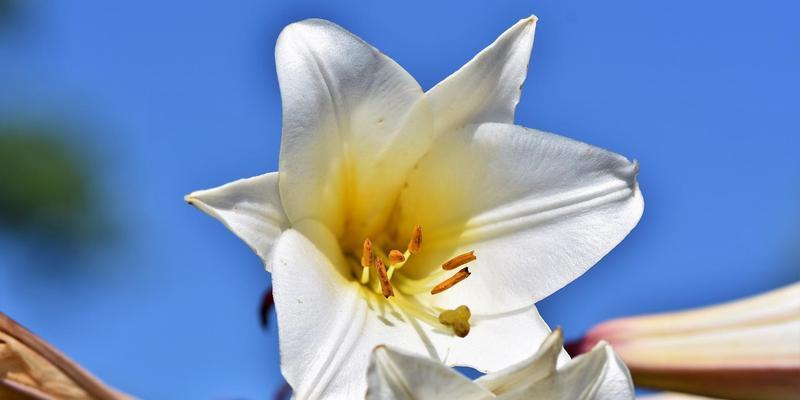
[1, 0, 798, 398]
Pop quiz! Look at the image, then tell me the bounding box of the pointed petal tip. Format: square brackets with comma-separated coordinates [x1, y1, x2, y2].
[283, 18, 328, 33]
[621, 158, 644, 205]
[546, 326, 566, 350]
[511, 15, 538, 37]
[591, 340, 611, 351]
[631, 159, 642, 182]
[552, 326, 563, 338]
[294, 17, 333, 25]
[184, 191, 211, 210]
[277, 18, 335, 46]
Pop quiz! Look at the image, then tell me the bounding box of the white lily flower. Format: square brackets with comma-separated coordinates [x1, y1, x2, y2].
[187, 16, 643, 398]
[367, 328, 635, 400]
[573, 283, 800, 400]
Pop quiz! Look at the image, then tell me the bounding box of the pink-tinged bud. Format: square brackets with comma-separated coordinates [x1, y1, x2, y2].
[0, 312, 131, 400]
[570, 283, 800, 400]
[639, 393, 721, 400]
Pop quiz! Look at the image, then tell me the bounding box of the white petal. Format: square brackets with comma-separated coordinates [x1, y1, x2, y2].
[367, 346, 492, 400]
[270, 225, 368, 399]
[275, 19, 433, 238]
[592, 344, 637, 400]
[185, 172, 288, 271]
[270, 224, 555, 398]
[398, 122, 643, 313]
[270, 224, 428, 399]
[497, 342, 634, 400]
[426, 17, 537, 135]
[475, 328, 564, 394]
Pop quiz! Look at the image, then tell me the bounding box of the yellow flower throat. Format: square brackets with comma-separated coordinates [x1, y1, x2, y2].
[351, 225, 475, 337]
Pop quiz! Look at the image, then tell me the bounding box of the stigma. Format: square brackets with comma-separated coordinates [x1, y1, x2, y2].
[439, 305, 471, 337]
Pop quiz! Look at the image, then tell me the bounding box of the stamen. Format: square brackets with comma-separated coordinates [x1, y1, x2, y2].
[375, 258, 394, 298]
[360, 238, 373, 284]
[430, 268, 471, 295]
[360, 266, 370, 285]
[361, 238, 373, 268]
[441, 251, 476, 270]
[388, 250, 405, 265]
[386, 249, 405, 280]
[439, 305, 471, 337]
[407, 225, 422, 254]
[387, 265, 396, 281]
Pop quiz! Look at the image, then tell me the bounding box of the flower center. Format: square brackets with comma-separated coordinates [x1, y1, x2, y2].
[349, 225, 476, 337]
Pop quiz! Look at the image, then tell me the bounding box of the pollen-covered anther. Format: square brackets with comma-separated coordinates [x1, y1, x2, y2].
[360, 238, 373, 284]
[439, 305, 471, 337]
[430, 267, 471, 295]
[388, 250, 405, 265]
[361, 238, 373, 267]
[375, 258, 394, 298]
[407, 225, 422, 254]
[441, 251, 476, 270]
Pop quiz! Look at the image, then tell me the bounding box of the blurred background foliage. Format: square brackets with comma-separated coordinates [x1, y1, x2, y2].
[0, 0, 15, 24]
[0, 0, 108, 252]
[0, 123, 100, 242]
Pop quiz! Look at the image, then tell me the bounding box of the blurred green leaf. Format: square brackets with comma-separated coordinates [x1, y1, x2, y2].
[0, 124, 98, 242]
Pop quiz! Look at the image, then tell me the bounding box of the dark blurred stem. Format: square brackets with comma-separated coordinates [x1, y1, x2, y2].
[273, 381, 291, 400]
[260, 287, 274, 328]
[564, 337, 589, 358]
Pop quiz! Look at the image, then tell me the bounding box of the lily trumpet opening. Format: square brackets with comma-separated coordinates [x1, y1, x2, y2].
[186, 15, 643, 399]
[355, 225, 477, 333]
